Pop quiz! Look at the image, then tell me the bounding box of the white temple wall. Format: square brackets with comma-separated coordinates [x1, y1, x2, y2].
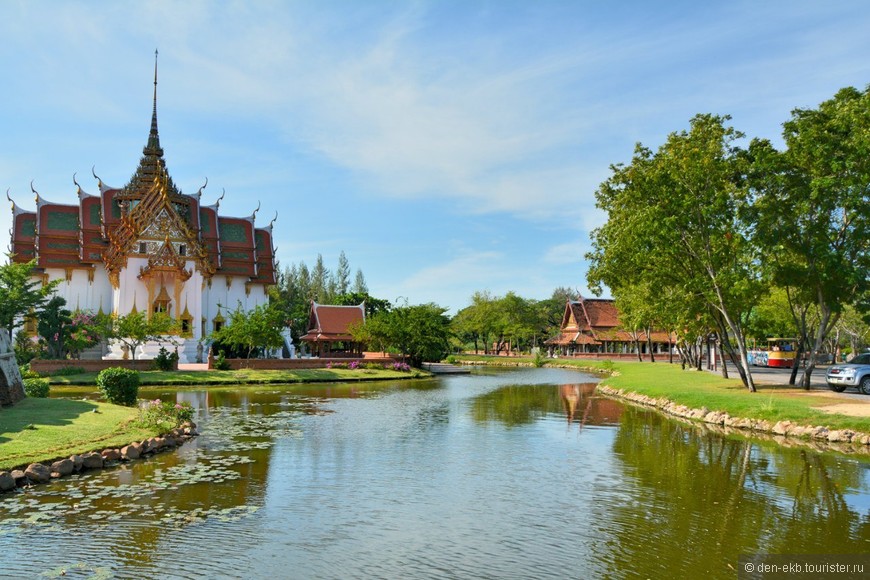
[113, 257, 149, 315]
[200, 275, 270, 335]
[39, 268, 112, 314]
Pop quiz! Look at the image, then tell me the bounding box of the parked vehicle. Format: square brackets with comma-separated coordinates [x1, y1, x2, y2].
[826, 353, 870, 393]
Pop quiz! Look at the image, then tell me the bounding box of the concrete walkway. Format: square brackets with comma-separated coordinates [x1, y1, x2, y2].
[177, 363, 209, 372]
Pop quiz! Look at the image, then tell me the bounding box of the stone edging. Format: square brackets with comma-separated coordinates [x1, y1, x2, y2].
[596, 385, 870, 448]
[0, 422, 199, 493]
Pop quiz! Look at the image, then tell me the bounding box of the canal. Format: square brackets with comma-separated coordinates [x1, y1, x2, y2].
[1, 367, 869, 578]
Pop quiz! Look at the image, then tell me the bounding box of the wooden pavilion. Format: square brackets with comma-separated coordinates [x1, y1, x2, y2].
[300, 302, 366, 357]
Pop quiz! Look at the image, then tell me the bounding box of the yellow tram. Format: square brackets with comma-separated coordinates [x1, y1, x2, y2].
[747, 338, 798, 368]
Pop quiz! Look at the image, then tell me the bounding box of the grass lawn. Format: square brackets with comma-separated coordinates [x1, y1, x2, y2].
[0, 398, 159, 470]
[48, 367, 428, 386]
[454, 355, 870, 433]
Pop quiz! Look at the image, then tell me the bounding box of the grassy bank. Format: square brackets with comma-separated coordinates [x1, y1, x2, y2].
[49, 367, 428, 386]
[0, 398, 160, 470]
[454, 355, 870, 432]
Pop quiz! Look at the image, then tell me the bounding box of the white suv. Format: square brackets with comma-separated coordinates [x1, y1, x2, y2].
[826, 353, 870, 394]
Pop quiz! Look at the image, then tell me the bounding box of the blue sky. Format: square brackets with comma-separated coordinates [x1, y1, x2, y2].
[2, 1, 869, 313]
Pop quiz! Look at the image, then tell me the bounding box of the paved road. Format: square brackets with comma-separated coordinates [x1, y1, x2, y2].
[711, 361, 870, 401]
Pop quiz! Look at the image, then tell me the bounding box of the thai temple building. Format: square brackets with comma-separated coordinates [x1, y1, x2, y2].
[7, 57, 277, 362]
[546, 296, 673, 357]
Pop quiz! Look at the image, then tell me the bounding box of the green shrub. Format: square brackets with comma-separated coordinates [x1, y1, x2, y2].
[96, 367, 140, 406]
[50, 366, 86, 376]
[532, 349, 546, 368]
[23, 377, 50, 398]
[445, 355, 457, 364]
[153, 346, 179, 371]
[213, 351, 231, 371]
[19, 364, 41, 379]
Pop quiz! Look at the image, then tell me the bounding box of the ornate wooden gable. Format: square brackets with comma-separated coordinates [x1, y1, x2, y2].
[103, 167, 214, 287]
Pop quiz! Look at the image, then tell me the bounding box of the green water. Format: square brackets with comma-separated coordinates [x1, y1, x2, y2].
[1, 367, 869, 578]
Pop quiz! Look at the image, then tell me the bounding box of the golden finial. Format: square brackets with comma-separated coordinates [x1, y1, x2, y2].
[215, 188, 225, 210]
[251, 201, 260, 221]
[269, 211, 278, 229]
[73, 172, 82, 195]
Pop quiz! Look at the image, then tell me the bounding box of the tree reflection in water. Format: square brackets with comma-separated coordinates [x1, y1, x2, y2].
[601, 407, 870, 577]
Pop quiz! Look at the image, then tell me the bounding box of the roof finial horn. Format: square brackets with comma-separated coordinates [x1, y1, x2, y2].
[92, 165, 103, 189]
[196, 176, 208, 199]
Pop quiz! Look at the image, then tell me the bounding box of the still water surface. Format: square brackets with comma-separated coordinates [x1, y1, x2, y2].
[2, 367, 870, 578]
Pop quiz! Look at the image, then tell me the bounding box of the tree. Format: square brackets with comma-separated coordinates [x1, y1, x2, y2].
[210, 302, 285, 359]
[835, 305, 870, 360]
[588, 114, 764, 391]
[463, 291, 498, 354]
[335, 251, 351, 296]
[334, 292, 391, 318]
[746, 86, 870, 387]
[36, 296, 73, 359]
[311, 254, 329, 302]
[109, 311, 177, 361]
[0, 255, 59, 340]
[490, 292, 543, 354]
[355, 302, 452, 366]
[612, 282, 658, 363]
[353, 269, 368, 294]
[542, 287, 576, 331]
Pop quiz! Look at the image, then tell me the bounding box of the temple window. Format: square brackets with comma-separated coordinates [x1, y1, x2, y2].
[179, 306, 193, 338]
[139, 242, 147, 254]
[179, 244, 187, 256]
[153, 286, 172, 317]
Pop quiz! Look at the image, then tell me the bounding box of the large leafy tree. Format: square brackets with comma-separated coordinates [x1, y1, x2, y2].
[0, 256, 59, 340]
[746, 86, 870, 387]
[356, 302, 452, 366]
[451, 291, 498, 354]
[588, 114, 763, 391]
